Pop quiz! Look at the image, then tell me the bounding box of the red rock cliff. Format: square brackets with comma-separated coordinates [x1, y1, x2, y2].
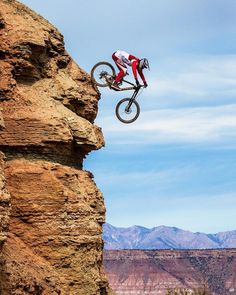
[104, 249, 236, 295]
[0, 0, 111, 294]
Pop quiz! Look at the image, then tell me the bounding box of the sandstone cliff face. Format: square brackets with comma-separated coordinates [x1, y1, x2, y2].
[104, 249, 236, 295]
[0, 0, 111, 294]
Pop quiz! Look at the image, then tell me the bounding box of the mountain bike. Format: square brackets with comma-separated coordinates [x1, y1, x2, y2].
[91, 61, 144, 124]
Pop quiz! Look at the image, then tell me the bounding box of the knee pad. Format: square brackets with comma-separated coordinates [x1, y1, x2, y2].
[123, 68, 127, 75]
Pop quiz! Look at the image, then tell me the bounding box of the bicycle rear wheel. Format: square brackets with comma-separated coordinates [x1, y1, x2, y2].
[115, 98, 140, 123]
[91, 61, 115, 87]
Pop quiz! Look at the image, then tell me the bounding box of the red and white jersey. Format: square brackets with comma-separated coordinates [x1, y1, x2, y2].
[114, 50, 130, 60]
[113, 50, 135, 66]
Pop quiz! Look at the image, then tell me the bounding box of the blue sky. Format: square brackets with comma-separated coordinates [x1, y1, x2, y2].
[20, 0, 236, 233]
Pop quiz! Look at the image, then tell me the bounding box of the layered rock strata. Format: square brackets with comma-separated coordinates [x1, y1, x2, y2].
[104, 249, 236, 295]
[0, 0, 111, 294]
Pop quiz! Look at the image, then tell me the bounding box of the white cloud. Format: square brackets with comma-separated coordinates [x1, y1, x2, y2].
[99, 104, 236, 145]
[146, 55, 236, 103]
[96, 166, 192, 188]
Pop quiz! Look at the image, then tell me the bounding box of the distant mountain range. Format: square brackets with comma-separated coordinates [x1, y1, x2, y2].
[103, 223, 236, 250]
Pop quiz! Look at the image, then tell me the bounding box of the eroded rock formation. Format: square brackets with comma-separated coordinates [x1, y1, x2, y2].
[104, 249, 236, 295]
[0, 0, 111, 294]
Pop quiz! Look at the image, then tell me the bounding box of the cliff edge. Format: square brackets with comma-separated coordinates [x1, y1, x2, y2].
[0, 0, 111, 294]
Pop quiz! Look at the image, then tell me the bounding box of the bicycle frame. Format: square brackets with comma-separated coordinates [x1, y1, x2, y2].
[103, 73, 136, 91]
[116, 79, 136, 91]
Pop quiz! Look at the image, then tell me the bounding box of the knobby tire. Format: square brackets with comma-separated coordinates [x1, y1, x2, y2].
[91, 61, 115, 87]
[115, 98, 140, 124]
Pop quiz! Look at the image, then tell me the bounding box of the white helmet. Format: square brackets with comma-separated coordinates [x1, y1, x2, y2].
[139, 58, 150, 71]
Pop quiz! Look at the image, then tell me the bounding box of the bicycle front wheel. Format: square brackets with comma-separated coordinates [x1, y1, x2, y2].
[115, 98, 140, 124]
[91, 61, 115, 87]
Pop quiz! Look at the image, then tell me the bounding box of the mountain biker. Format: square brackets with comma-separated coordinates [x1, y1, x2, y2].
[111, 50, 149, 90]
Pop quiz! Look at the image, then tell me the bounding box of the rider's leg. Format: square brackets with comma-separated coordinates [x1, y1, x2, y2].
[111, 64, 126, 90]
[115, 67, 126, 83]
[112, 53, 127, 83]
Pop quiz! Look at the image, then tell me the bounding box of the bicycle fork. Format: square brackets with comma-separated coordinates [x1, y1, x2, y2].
[125, 87, 140, 113]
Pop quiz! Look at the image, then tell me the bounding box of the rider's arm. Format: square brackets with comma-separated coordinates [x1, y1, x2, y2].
[137, 67, 146, 84]
[131, 57, 148, 86]
[131, 60, 139, 79]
